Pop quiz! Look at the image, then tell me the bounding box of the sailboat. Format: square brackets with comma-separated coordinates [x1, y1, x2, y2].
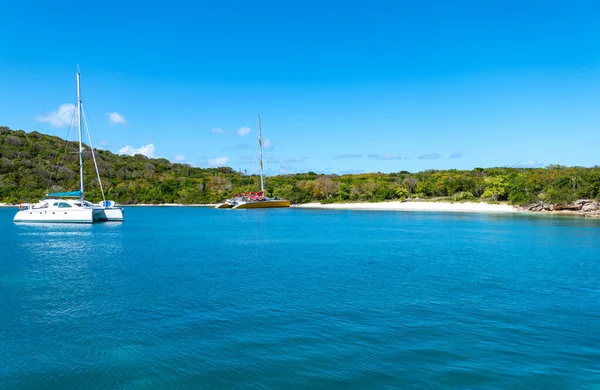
[215, 115, 290, 209]
[13, 71, 124, 223]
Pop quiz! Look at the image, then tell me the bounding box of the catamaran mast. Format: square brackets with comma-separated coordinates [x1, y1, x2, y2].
[77, 71, 84, 202]
[257, 115, 265, 194]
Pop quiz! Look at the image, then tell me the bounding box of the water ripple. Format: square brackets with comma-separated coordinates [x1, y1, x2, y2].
[1, 207, 600, 388]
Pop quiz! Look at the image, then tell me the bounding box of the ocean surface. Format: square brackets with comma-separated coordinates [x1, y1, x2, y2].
[1, 206, 600, 389]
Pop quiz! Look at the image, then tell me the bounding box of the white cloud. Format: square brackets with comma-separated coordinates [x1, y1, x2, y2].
[335, 154, 363, 159]
[418, 152, 441, 160]
[266, 157, 304, 164]
[108, 112, 127, 125]
[367, 154, 403, 160]
[510, 160, 545, 168]
[174, 154, 186, 162]
[263, 137, 273, 150]
[221, 143, 250, 151]
[118, 143, 155, 158]
[211, 127, 224, 134]
[340, 169, 365, 174]
[35, 103, 77, 127]
[277, 165, 304, 175]
[208, 156, 229, 166]
[237, 126, 251, 136]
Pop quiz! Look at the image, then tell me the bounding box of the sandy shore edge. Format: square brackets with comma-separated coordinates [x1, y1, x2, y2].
[1, 201, 595, 217]
[0, 203, 217, 208]
[292, 201, 519, 213]
[3, 201, 591, 216]
[0, 201, 520, 212]
[125, 204, 218, 207]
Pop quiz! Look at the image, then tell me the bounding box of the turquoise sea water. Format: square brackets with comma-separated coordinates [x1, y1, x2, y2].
[1, 206, 600, 389]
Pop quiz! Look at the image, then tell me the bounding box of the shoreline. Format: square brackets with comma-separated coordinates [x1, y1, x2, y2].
[292, 201, 518, 213]
[2, 201, 598, 217]
[125, 204, 218, 207]
[0, 203, 218, 208]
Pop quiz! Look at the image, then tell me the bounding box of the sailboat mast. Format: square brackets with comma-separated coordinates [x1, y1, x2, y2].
[258, 115, 265, 194]
[77, 71, 84, 202]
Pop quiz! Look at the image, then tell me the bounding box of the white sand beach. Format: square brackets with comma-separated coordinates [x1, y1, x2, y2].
[2, 201, 517, 213]
[293, 201, 518, 213]
[126, 203, 217, 207]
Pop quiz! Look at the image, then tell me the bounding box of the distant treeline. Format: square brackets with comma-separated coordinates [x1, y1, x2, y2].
[1, 126, 599, 205]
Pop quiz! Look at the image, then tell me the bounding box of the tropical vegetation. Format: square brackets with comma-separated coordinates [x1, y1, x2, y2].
[1, 126, 599, 206]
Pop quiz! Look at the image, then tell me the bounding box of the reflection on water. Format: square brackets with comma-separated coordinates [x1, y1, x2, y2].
[17, 224, 94, 257]
[14, 222, 95, 230]
[4, 218, 125, 297]
[2, 213, 127, 350]
[1, 207, 600, 389]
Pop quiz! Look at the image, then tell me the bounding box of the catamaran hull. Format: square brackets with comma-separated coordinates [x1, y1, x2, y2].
[232, 200, 291, 209]
[92, 207, 124, 221]
[215, 203, 234, 209]
[13, 208, 94, 223]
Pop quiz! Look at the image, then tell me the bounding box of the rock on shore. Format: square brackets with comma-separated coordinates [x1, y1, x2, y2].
[517, 199, 600, 217]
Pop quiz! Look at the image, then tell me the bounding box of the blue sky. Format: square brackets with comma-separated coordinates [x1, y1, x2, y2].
[1, 0, 599, 175]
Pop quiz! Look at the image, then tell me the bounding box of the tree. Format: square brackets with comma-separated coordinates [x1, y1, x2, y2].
[482, 176, 508, 201]
[1, 126, 599, 206]
[403, 177, 418, 194]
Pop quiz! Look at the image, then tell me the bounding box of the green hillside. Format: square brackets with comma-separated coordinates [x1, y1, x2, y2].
[1, 126, 599, 205]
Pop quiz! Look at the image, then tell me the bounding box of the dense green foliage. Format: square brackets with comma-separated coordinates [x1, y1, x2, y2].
[2, 126, 599, 205]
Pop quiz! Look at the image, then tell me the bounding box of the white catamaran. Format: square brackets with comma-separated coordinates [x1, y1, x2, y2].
[13, 71, 124, 223]
[215, 115, 290, 209]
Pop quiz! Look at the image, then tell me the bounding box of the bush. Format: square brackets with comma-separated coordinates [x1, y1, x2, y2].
[2, 126, 600, 206]
[452, 191, 475, 201]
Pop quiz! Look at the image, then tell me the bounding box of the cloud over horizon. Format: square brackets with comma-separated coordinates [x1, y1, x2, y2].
[263, 137, 273, 150]
[334, 154, 363, 159]
[368, 154, 403, 160]
[118, 143, 155, 158]
[211, 127, 224, 134]
[208, 156, 229, 166]
[340, 169, 365, 175]
[221, 143, 250, 151]
[418, 152, 441, 160]
[108, 112, 127, 125]
[237, 126, 251, 136]
[277, 165, 307, 175]
[449, 152, 463, 159]
[173, 154, 186, 162]
[334, 153, 403, 160]
[35, 103, 76, 127]
[511, 160, 544, 168]
[266, 157, 304, 164]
